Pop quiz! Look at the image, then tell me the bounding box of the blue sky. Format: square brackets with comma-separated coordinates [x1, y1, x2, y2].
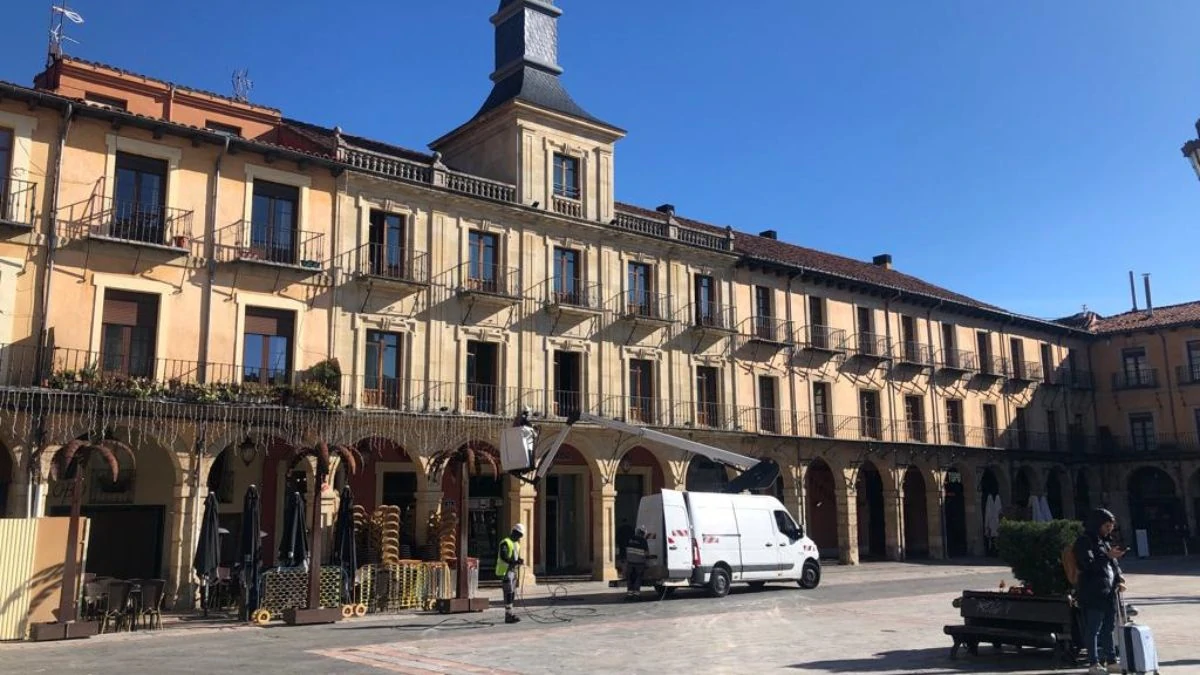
[3, 1, 1198, 319]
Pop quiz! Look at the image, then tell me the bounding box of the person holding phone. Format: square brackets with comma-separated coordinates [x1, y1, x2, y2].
[1074, 508, 1127, 675]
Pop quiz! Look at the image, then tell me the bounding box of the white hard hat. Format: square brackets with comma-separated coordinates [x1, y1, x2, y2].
[513, 523, 526, 535]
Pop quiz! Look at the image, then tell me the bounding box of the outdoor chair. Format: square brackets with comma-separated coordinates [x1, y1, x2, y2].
[99, 581, 134, 633]
[136, 579, 166, 630]
[81, 581, 105, 621]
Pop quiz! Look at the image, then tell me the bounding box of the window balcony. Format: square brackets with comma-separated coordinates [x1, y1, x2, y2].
[731, 406, 801, 436]
[741, 316, 794, 347]
[897, 342, 933, 367]
[667, 401, 738, 431]
[542, 279, 603, 317]
[1010, 360, 1043, 382]
[611, 291, 674, 327]
[215, 220, 325, 272]
[808, 413, 892, 442]
[685, 302, 736, 334]
[61, 196, 193, 253]
[1176, 364, 1200, 386]
[1111, 369, 1158, 391]
[353, 243, 429, 295]
[851, 332, 892, 360]
[800, 325, 847, 353]
[419, 380, 521, 417]
[978, 355, 1010, 378]
[455, 262, 522, 304]
[598, 394, 666, 426]
[936, 348, 978, 373]
[552, 195, 583, 218]
[513, 389, 600, 421]
[904, 421, 932, 444]
[1, 178, 37, 229]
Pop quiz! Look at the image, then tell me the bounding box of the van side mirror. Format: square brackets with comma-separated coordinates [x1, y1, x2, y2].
[795, 525, 805, 540]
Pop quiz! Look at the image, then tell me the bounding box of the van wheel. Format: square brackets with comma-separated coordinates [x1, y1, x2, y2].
[798, 560, 821, 589]
[708, 567, 731, 598]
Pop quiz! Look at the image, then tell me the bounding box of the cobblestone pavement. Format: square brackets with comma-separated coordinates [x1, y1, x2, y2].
[2, 558, 1196, 675]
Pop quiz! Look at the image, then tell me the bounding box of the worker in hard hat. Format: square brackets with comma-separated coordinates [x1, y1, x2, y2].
[496, 523, 526, 623]
[624, 525, 650, 600]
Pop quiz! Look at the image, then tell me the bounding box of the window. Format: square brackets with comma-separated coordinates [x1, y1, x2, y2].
[553, 351, 582, 417]
[368, 210, 406, 279]
[808, 296, 829, 348]
[856, 306, 875, 354]
[1046, 410, 1059, 451]
[1121, 347, 1151, 387]
[1186, 340, 1200, 384]
[812, 382, 831, 436]
[1040, 344, 1054, 384]
[100, 290, 159, 378]
[629, 359, 655, 423]
[901, 315, 918, 362]
[976, 332, 992, 373]
[1129, 413, 1156, 451]
[243, 307, 294, 385]
[205, 120, 242, 137]
[364, 331, 402, 409]
[696, 366, 721, 427]
[758, 376, 778, 433]
[941, 323, 958, 367]
[982, 404, 998, 447]
[774, 510, 801, 539]
[946, 399, 964, 444]
[754, 286, 774, 339]
[0, 128, 11, 217]
[904, 395, 926, 442]
[552, 153, 580, 199]
[467, 230, 500, 292]
[84, 92, 128, 110]
[858, 389, 882, 439]
[694, 274, 717, 327]
[552, 247, 582, 305]
[1010, 338, 1025, 379]
[627, 262, 654, 317]
[465, 341, 499, 414]
[1014, 407, 1028, 449]
[113, 152, 168, 243]
[251, 180, 299, 264]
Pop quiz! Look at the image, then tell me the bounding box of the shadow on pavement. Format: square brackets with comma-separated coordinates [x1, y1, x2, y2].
[788, 646, 1070, 674]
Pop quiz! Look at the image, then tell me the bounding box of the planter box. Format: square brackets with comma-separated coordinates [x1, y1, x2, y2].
[945, 590, 1080, 665]
[960, 590, 1073, 624]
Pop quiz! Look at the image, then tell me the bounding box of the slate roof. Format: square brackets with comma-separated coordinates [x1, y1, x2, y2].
[473, 67, 614, 130]
[1082, 301, 1200, 334]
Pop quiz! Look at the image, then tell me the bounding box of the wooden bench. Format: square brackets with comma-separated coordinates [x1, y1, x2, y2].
[943, 590, 1080, 666]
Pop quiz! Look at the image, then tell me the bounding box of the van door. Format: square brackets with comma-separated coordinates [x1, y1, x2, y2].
[773, 509, 806, 576]
[660, 489, 694, 579]
[735, 507, 779, 580]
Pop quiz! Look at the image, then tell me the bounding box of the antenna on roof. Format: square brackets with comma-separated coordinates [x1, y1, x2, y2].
[47, 2, 85, 65]
[232, 69, 253, 103]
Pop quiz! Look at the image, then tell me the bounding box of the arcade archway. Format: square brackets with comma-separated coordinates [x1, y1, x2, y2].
[1127, 466, 1184, 555]
[902, 467, 929, 558]
[944, 467, 968, 558]
[805, 460, 838, 559]
[856, 462, 886, 560]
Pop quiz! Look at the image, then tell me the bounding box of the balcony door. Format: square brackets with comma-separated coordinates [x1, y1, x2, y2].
[754, 286, 773, 338]
[365, 331, 402, 409]
[466, 341, 499, 414]
[368, 211, 405, 278]
[553, 247, 581, 305]
[553, 351, 582, 417]
[113, 152, 167, 243]
[627, 262, 653, 316]
[812, 382, 831, 436]
[694, 274, 716, 326]
[100, 290, 159, 378]
[1122, 348, 1149, 386]
[243, 307, 294, 385]
[758, 376, 778, 433]
[628, 359, 654, 422]
[251, 181, 298, 264]
[468, 231, 499, 292]
[696, 366, 721, 427]
[0, 128, 11, 219]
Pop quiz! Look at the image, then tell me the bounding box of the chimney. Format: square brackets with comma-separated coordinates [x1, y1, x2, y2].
[1128, 271, 1138, 311]
[759, 230, 777, 240]
[655, 204, 675, 216]
[1143, 273, 1154, 317]
[872, 254, 893, 270]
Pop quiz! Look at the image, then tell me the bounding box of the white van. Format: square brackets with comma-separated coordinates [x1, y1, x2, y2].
[635, 489, 821, 597]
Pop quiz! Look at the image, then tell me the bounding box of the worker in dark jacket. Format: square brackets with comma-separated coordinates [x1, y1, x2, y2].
[1073, 508, 1127, 675]
[624, 525, 650, 600]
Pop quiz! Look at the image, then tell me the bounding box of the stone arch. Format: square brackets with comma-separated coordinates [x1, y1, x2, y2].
[684, 454, 731, 492]
[1011, 465, 1036, 514]
[439, 440, 507, 575]
[535, 444, 596, 575]
[805, 458, 839, 559]
[613, 446, 663, 563]
[902, 466, 929, 558]
[1045, 466, 1068, 520]
[1126, 465, 1185, 555]
[944, 464, 971, 558]
[855, 460, 887, 560]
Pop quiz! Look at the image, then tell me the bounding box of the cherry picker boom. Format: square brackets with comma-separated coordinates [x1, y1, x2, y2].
[499, 410, 781, 494]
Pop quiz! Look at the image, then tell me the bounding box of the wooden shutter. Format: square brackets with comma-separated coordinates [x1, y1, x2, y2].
[103, 297, 140, 327]
[244, 311, 279, 336]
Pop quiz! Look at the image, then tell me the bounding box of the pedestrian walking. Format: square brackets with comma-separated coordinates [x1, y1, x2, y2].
[1073, 508, 1128, 675]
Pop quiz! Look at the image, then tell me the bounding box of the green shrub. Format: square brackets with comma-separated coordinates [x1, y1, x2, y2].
[996, 518, 1084, 596]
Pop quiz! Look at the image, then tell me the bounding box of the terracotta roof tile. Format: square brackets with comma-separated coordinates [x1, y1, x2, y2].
[1088, 300, 1200, 334]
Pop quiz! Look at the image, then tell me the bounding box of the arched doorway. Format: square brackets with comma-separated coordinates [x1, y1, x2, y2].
[536, 445, 592, 575]
[902, 467, 929, 558]
[1012, 467, 1033, 517]
[1127, 467, 1184, 556]
[805, 460, 838, 559]
[440, 442, 505, 577]
[614, 447, 664, 563]
[353, 438, 418, 557]
[685, 455, 729, 493]
[944, 468, 968, 558]
[855, 462, 886, 560]
[0, 442, 13, 517]
[205, 440, 268, 567]
[979, 468, 1001, 556]
[1074, 468, 1092, 522]
[1046, 468, 1065, 520]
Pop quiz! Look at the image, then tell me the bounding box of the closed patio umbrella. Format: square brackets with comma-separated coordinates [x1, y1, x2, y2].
[331, 486, 357, 605]
[193, 492, 221, 616]
[239, 485, 262, 620]
[278, 490, 309, 569]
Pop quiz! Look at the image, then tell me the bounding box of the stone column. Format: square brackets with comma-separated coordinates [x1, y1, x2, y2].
[782, 462, 804, 523]
[836, 469, 859, 565]
[414, 488, 444, 548]
[168, 474, 194, 610]
[504, 478, 538, 586]
[883, 485, 904, 561]
[590, 483, 618, 581]
[926, 471, 946, 560]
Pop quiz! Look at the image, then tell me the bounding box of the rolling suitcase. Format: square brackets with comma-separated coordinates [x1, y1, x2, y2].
[1115, 592, 1159, 675]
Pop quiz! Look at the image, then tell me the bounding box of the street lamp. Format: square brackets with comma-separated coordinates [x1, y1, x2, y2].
[1180, 120, 1200, 181]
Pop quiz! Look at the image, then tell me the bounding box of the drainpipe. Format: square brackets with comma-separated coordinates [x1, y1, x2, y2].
[883, 291, 902, 442]
[197, 135, 230, 382]
[328, 169, 344, 368]
[28, 101, 74, 517]
[784, 272, 799, 437]
[925, 300, 943, 444]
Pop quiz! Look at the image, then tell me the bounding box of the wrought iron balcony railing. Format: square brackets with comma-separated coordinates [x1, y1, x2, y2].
[852, 332, 892, 359]
[897, 342, 933, 366]
[743, 316, 794, 345]
[355, 243, 429, 286]
[936, 348, 978, 372]
[63, 196, 194, 249]
[801, 325, 847, 352]
[215, 220, 325, 269]
[544, 279, 603, 311]
[1112, 369, 1158, 390]
[1056, 367, 1094, 390]
[1176, 364, 1200, 386]
[1, 178, 37, 228]
[978, 355, 1010, 378]
[808, 413, 893, 441]
[598, 395, 666, 426]
[457, 262, 522, 298]
[612, 291, 673, 323]
[686, 302, 736, 332]
[1010, 360, 1043, 382]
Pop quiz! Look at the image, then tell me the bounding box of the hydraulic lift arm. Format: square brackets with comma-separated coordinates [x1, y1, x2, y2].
[500, 410, 781, 494]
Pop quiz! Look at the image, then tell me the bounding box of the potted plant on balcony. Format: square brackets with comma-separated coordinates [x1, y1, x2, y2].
[173, 234, 189, 249]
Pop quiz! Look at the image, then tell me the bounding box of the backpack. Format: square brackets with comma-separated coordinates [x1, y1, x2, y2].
[1061, 545, 1079, 588]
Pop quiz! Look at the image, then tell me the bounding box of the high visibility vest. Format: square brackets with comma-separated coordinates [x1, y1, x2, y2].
[496, 537, 520, 577]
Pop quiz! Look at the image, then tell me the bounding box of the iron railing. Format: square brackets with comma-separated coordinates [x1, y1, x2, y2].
[1111, 369, 1158, 390]
[457, 262, 522, 298]
[936, 348, 978, 372]
[544, 279, 603, 311]
[1010, 360, 1043, 382]
[1175, 364, 1200, 386]
[743, 317, 794, 344]
[979, 355, 1010, 378]
[852, 332, 892, 359]
[612, 291, 673, 322]
[68, 196, 194, 248]
[897, 342, 933, 366]
[801, 325, 847, 352]
[215, 220, 325, 269]
[355, 243, 429, 285]
[686, 302, 736, 332]
[1, 178, 37, 227]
